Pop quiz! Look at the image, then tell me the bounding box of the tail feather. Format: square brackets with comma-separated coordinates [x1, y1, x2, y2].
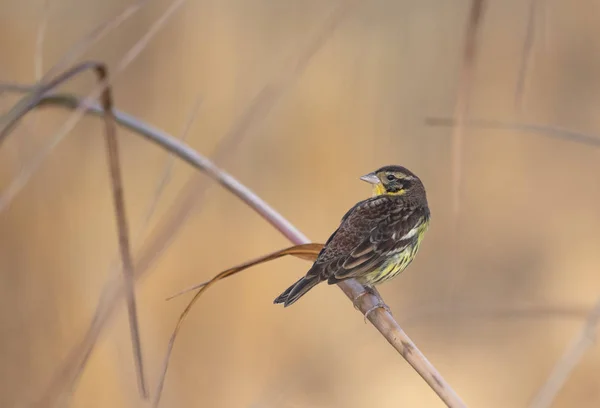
[273, 275, 321, 307]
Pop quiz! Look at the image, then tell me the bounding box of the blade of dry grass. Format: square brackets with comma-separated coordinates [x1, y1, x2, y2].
[443, 0, 486, 320]
[515, 0, 543, 112]
[425, 117, 600, 148]
[34, 0, 50, 81]
[96, 64, 148, 398]
[166, 244, 324, 300]
[28, 0, 50, 135]
[450, 0, 486, 217]
[528, 298, 600, 408]
[141, 96, 203, 227]
[153, 244, 324, 404]
[403, 303, 589, 327]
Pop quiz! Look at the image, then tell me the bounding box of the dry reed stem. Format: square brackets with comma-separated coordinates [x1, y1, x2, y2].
[443, 0, 486, 317]
[403, 303, 589, 327]
[95, 64, 148, 398]
[27, 0, 50, 136]
[515, 0, 543, 112]
[34, 0, 50, 81]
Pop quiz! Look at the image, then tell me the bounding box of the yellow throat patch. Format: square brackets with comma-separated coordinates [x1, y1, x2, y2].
[372, 183, 406, 196]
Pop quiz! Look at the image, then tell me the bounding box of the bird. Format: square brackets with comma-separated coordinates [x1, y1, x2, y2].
[274, 165, 430, 310]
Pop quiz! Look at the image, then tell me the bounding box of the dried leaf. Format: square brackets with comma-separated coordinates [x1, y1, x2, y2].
[153, 243, 323, 407]
[166, 243, 323, 300]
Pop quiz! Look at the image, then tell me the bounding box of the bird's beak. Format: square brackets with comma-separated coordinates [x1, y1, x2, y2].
[360, 172, 380, 185]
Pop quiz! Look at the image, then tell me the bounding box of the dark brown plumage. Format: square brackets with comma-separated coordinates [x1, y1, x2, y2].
[274, 165, 430, 307]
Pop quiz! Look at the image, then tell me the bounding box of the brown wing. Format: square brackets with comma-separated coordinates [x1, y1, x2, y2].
[304, 196, 429, 283]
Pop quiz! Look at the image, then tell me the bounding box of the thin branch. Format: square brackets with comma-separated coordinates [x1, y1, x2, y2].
[529, 298, 600, 408]
[18, 93, 466, 407]
[425, 117, 600, 148]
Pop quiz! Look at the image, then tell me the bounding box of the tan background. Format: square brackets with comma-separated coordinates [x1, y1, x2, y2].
[2, 0, 600, 407]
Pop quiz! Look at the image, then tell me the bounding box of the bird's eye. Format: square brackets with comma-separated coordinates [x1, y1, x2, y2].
[386, 174, 396, 181]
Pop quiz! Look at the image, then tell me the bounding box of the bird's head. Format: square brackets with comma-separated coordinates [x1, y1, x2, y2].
[360, 165, 425, 197]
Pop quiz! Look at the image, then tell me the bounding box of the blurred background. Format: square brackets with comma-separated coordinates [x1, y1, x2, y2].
[2, 0, 600, 407]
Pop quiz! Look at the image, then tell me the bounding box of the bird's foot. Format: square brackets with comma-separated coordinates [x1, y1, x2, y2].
[352, 286, 393, 323]
[363, 302, 392, 323]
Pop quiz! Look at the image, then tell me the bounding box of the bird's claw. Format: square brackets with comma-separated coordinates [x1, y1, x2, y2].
[363, 303, 392, 323]
[352, 286, 377, 310]
[352, 286, 392, 323]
